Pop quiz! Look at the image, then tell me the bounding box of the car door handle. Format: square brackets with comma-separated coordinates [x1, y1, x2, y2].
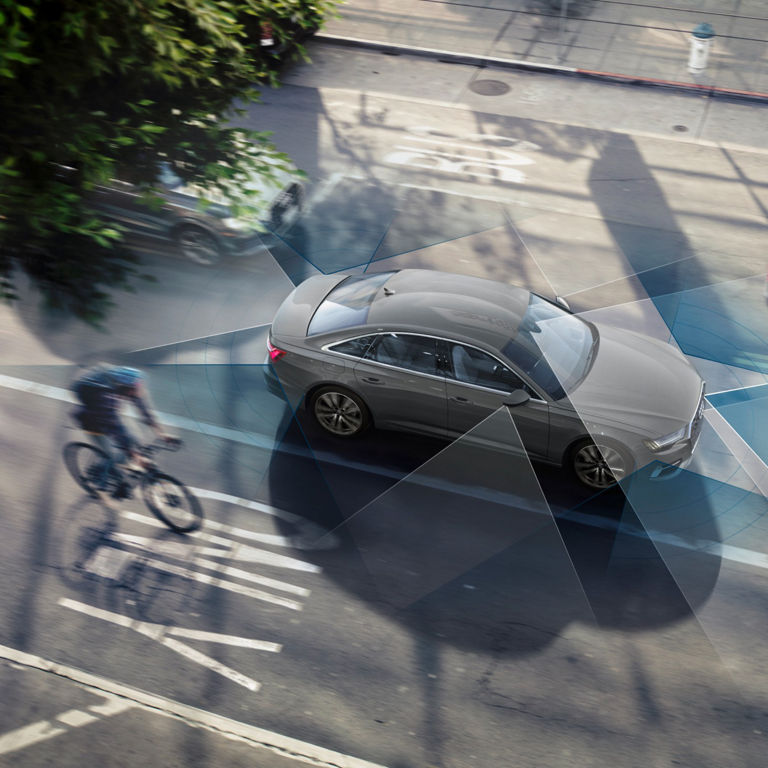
[450, 396, 470, 403]
[361, 376, 382, 384]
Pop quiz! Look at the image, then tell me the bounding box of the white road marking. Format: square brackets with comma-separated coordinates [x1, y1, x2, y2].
[119, 508, 323, 573]
[59, 598, 271, 691]
[0, 692, 133, 757]
[111, 529, 314, 593]
[59, 598, 281, 652]
[189, 487, 341, 550]
[157, 636, 261, 691]
[310, 82, 768, 155]
[0, 721, 66, 755]
[103, 552, 305, 610]
[706, 380, 768, 397]
[385, 148, 529, 183]
[0, 643, 390, 768]
[55, 710, 99, 727]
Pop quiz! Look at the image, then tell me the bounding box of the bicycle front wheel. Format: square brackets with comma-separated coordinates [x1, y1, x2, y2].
[141, 473, 203, 533]
[63, 442, 110, 497]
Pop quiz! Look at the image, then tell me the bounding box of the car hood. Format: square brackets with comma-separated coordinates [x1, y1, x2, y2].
[569, 324, 703, 436]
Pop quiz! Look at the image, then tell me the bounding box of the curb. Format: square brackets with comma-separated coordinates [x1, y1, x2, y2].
[315, 33, 768, 104]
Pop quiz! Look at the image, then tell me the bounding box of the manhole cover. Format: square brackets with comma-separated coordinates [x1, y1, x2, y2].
[469, 79, 511, 96]
[673, 124, 689, 132]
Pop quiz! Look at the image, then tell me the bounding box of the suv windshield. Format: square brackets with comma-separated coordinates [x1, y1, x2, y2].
[502, 295, 595, 399]
[308, 272, 395, 336]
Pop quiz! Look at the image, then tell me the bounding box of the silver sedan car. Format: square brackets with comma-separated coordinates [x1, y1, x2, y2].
[87, 162, 303, 266]
[264, 269, 705, 490]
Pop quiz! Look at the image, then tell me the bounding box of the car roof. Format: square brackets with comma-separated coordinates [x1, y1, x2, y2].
[366, 269, 531, 350]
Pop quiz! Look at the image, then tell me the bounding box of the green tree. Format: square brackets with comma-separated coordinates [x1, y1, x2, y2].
[0, 0, 336, 323]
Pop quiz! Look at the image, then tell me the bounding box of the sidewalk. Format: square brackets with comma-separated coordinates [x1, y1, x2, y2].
[320, 0, 768, 99]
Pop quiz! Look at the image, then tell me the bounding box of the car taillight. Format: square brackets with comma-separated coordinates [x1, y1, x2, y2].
[267, 339, 286, 361]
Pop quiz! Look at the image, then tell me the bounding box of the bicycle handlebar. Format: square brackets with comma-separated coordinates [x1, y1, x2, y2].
[140, 437, 183, 456]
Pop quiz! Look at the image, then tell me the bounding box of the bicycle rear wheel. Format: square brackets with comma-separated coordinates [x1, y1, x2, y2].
[141, 473, 203, 533]
[63, 442, 110, 497]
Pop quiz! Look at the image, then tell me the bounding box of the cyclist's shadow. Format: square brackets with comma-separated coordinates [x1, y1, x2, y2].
[52, 495, 197, 623]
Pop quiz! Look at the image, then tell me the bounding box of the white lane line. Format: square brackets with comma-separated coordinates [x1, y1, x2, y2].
[119, 509, 323, 574]
[706, 381, 768, 397]
[157, 636, 261, 691]
[55, 710, 99, 727]
[188, 488, 341, 550]
[190, 487, 305, 524]
[0, 643, 391, 768]
[0, 693, 133, 757]
[163, 627, 280, 649]
[126, 556, 304, 610]
[111, 530, 314, 594]
[0, 720, 67, 755]
[59, 599, 268, 692]
[59, 599, 281, 652]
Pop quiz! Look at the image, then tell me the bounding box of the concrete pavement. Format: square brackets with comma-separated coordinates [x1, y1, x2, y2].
[320, 0, 768, 99]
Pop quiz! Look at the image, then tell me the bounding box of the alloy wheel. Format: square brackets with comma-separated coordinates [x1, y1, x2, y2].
[314, 391, 364, 436]
[573, 442, 627, 489]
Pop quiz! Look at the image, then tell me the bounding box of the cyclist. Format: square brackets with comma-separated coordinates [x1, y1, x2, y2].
[71, 364, 177, 499]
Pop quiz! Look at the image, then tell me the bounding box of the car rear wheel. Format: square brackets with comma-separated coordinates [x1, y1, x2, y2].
[570, 438, 632, 490]
[310, 386, 371, 438]
[174, 225, 222, 266]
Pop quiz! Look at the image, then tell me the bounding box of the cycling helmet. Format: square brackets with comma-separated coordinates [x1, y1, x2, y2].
[106, 366, 143, 391]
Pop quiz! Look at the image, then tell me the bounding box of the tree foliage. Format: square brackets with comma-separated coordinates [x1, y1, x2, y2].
[0, 0, 337, 322]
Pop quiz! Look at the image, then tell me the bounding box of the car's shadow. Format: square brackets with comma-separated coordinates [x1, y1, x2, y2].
[260, 409, 723, 658]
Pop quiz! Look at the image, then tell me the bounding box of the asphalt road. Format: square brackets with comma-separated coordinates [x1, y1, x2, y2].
[2, 43, 768, 768]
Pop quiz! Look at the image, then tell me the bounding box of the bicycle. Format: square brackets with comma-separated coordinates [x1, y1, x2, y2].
[63, 438, 204, 533]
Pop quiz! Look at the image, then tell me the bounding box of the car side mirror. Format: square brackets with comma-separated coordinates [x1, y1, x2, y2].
[503, 389, 530, 407]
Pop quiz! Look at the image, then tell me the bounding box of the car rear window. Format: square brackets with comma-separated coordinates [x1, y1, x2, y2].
[307, 272, 395, 336]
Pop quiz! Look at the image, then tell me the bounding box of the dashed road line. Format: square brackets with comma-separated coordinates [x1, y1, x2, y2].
[0, 691, 133, 757]
[0, 643, 390, 768]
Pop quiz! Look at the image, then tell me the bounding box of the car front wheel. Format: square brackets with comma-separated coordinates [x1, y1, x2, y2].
[310, 386, 371, 438]
[570, 438, 632, 490]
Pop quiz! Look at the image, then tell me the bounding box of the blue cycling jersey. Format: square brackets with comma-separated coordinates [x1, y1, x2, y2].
[73, 367, 157, 452]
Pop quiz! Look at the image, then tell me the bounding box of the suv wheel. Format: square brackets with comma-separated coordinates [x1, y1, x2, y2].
[310, 386, 371, 437]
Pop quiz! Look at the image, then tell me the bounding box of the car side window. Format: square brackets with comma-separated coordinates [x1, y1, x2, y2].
[327, 336, 376, 358]
[365, 334, 440, 375]
[449, 343, 526, 392]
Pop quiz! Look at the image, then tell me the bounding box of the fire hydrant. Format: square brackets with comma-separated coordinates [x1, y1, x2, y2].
[688, 22, 715, 74]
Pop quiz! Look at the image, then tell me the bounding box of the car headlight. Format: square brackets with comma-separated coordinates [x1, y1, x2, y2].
[644, 426, 687, 452]
[220, 217, 254, 232]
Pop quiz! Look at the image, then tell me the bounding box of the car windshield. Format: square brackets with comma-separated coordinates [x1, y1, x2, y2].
[502, 295, 595, 399]
[307, 272, 395, 336]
